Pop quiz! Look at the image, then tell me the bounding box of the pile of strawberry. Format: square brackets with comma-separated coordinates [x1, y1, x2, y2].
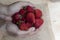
[12, 5, 44, 31]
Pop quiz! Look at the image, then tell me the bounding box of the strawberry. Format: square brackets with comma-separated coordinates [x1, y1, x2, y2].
[35, 9, 42, 18]
[21, 17, 25, 21]
[26, 6, 34, 12]
[19, 9, 26, 15]
[34, 19, 43, 29]
[19, 22, 30, 31]
[12, 13, 19, 23]
[26, 22, 32, 27]
[12, 13, 21, 20]
[26, 12, 35, 23]
[12, 19, 16, 24]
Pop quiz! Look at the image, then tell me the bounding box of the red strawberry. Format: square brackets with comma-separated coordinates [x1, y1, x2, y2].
[19, 9, 26, 15]
[12, 12, 22, 24]
[21, 17, 25, 21]
[35, 9, 42, 18]
[26, 22, 32, 27]
[26, 12, 35, 23]
[34, 19, 43, 29]
[26, 6, 34, 12]
[19, 22, 30, 31]
[12, 19, 16, 24]
[12, 13, 20, 20]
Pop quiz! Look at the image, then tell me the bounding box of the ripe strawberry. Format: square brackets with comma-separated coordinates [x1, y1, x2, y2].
[26, 6, 34, 12]
[34, 19, 43, 29]
[19, 22, 30, 31]
[35, 9, 42, 18]
[26, 22, 32, 27]
[12, 19, 16, 24]
[26, 12, 35, 23]
[12, 12, 22, 24]
[12, 13, 20, 20]
[21, 17, 25, 21]
[19, 9, 26, 15]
